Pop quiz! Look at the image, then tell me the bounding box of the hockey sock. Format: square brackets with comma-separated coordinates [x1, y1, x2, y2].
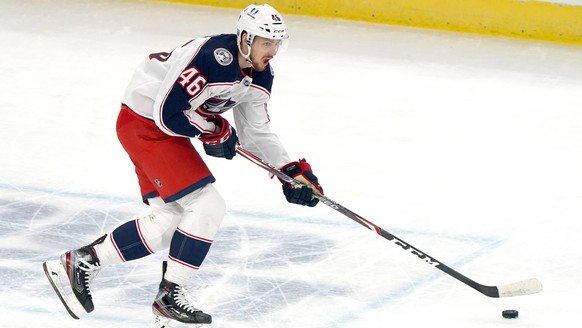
[165, 229, 213, 285]
[165, 184, 226, 285]
[94, 197, 183, 264]
[92, 233, 125, 266]
[93, 220, 154, 264]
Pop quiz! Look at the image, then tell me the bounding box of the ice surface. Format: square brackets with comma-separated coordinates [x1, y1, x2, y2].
[1, 0, 581, 327]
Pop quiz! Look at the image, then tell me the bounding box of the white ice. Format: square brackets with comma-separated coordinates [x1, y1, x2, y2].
[1, 0, 581, 327]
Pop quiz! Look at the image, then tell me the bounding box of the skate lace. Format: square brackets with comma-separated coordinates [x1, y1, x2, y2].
[173, 286, 199, 314]
[78, 258, 101, 294]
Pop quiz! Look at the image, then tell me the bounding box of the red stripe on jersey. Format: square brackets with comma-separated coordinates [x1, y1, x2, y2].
[250, 84, 271, 97]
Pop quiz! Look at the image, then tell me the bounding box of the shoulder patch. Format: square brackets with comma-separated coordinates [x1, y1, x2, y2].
[214, 48, 233, 66]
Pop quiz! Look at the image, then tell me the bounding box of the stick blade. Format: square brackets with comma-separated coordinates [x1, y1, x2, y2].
[497, 278, 543, 297]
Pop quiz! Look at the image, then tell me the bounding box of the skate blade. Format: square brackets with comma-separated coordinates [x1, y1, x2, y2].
[151, 316, 206, 328]
[43, 260, 86, 319]
[152, 316, 171, 328]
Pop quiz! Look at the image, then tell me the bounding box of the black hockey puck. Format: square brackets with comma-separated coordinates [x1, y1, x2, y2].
[502, 310, 519, 319]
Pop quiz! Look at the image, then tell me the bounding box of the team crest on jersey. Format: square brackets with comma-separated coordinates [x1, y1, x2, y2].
[214, 48, 233, 66]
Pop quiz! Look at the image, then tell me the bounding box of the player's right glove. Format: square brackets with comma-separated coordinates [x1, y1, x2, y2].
[279, 159, 323, 207]
[199, 116, 238, 160]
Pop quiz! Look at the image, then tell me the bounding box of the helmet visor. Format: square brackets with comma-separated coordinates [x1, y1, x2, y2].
[252, 35, 289, 53]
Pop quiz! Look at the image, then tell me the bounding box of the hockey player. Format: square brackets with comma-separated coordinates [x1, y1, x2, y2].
[43, 3, 323, 326]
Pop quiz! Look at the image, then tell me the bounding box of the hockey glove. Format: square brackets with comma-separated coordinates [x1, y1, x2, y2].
[279, 159, 323, 207]
[199, 116, 238, 160]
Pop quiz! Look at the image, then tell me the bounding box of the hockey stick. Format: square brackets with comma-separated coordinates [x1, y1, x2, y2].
[235, 147, 542, 298]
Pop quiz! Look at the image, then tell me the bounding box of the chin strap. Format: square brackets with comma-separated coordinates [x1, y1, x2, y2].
[237, 33, 254, 67]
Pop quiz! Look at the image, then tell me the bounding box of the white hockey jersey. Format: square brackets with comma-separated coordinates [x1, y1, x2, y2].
[122, 34, 291, 168]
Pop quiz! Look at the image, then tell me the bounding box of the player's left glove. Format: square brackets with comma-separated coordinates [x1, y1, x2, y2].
[279, 159, 323, 207]
[199, 116, 238, 160]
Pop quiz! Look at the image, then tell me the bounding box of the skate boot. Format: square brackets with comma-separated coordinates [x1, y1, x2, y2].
[43, 234, 105, 318]
[152, 261, 211, 327]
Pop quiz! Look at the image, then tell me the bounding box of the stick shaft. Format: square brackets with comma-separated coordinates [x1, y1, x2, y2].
[235, 147, 542, 298]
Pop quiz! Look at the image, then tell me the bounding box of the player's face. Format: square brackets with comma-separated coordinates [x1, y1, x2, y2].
[249, 36, 281, 71]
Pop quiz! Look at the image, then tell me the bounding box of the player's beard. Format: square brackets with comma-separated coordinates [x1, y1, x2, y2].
[251, 55, 271, 72]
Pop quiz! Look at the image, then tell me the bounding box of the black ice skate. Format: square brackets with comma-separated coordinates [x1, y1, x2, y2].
[152, 261, 211, 327]
[43, 234, 105, 319]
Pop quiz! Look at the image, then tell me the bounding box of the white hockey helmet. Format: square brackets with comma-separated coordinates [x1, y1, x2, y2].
[236, 4, 289, 64]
